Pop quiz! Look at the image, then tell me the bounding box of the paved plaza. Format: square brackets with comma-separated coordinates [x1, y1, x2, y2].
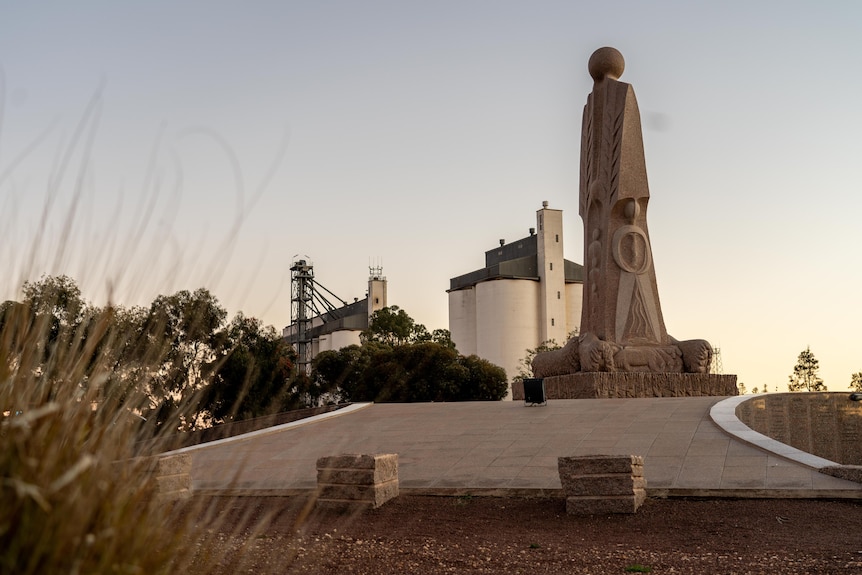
[179, 397, 861, 498]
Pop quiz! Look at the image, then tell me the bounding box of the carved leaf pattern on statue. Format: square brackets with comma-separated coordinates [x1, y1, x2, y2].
[580, 102, 593, 214]
[602, 89, 624, 209]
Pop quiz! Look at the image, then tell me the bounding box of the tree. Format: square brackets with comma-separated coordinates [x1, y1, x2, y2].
[788, 347, 826, 392]
[16, 275, 90, 366]
[321, 341, 507, 403]
[430, 328, 456, 350]
[361, 306, 429, 346]
[313, 345, 370, 400]
[4, 275, 319, 432]
[314, 307, 506, 402]
[22, 274, 86, 329]
[76, 304, 153, 413]
[0, 300, 36, 370]
[201, 313, 301, 422]
[8, 276, 124, 397]
[457, 354, 508, 401]
[140, 288, 228, 429]
[851, 373, 862, 392]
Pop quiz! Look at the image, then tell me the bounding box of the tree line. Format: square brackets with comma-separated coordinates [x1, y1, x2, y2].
[1, 276, 507, 435]
[0, 275, 308, 431]
[314, 306, 507, 403]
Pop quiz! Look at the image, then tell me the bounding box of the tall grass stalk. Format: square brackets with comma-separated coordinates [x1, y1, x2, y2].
[0, 87, 315, 574]
[0, 299, 197, 574]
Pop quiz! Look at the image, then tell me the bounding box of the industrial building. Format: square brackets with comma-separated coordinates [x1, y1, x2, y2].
[282, 261, 387, 373]
[448, 202, 584, 391]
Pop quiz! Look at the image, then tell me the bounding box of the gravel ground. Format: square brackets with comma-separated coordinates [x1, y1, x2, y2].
[184, 494, 862, 574]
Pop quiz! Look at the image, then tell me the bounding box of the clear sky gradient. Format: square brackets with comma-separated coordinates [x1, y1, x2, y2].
[2, 1, 860, 391]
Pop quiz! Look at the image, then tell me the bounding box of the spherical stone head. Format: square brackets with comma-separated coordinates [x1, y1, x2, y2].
[588, 47, 625, 81]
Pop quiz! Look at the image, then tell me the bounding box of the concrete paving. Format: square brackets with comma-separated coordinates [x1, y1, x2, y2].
[180, 397, 862, 498]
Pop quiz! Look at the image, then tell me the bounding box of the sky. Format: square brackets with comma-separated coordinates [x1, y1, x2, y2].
[1, 1, 860, 391]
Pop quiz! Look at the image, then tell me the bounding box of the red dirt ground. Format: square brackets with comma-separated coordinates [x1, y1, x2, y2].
[186, 494, 862, 574]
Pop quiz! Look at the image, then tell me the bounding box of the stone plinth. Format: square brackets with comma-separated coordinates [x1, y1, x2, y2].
[316, 453, 399, 510]
[512, 372, 737, 400]
[559, 455, 645, 515]
[151, 453, 192, 501]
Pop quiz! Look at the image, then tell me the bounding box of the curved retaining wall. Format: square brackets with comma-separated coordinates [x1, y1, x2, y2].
[735, 393, 862, 465]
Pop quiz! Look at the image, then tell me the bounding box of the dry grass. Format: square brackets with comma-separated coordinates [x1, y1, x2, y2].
[1, 309, 185, 573]
[0, 88, 297, 575]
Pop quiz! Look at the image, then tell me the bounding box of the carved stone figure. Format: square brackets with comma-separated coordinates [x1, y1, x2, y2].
[533, 47, 712, 378]
[530, 337, 581, 378]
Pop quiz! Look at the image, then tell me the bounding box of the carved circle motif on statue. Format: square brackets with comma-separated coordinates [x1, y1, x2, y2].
[612, 225, 652, 275]
[588, 47, 625, 81]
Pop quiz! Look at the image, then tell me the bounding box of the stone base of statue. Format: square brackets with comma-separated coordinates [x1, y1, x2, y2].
[512, 372, 737, 400]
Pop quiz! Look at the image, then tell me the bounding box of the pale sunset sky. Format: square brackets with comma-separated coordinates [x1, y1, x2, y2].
[1, 1, 860, 390]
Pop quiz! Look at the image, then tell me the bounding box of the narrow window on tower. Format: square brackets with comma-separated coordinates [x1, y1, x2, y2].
[551, 318, 555, 326]
[557, 291, 561, 299]
[549, 262, 553, 271]
[555, 234, 559, 242]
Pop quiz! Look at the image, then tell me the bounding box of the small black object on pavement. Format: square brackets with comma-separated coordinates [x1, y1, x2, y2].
[524, 378, 546, 406]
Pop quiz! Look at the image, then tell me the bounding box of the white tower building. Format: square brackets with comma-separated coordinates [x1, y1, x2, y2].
[448, 202, 584, 397]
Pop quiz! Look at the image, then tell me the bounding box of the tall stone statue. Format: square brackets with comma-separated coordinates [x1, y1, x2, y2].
[533, 47, 713, 379]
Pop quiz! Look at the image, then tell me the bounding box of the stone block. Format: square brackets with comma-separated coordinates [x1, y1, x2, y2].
[316, 454, 398, 484]
[558, 454, 647, 514]
[558, 454, 643, 476]
[566, 489, 647, 515]
[317, 468, 376, 485]
[119, 454, 192, 502]
[155, 472, 191, 494]
[561, 474, 646, 497]
[154, 488, 192, 502]
[317, 479, 394, 501]
[316, 453, 399, 510]
[318, 454, 398, 478]
[154, 453, 191, 476]
[317, 453, 383, 470]
[318, 479, 399, 506]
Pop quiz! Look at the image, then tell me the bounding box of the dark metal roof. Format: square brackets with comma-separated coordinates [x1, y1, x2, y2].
[449, 230, 584, 291]
[449, 256, 539, 291]
[449, 256, 584, 291]
[485, 235, 538, 267]
[282, 298, 370, 340]
[564, 259, 585, 282]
